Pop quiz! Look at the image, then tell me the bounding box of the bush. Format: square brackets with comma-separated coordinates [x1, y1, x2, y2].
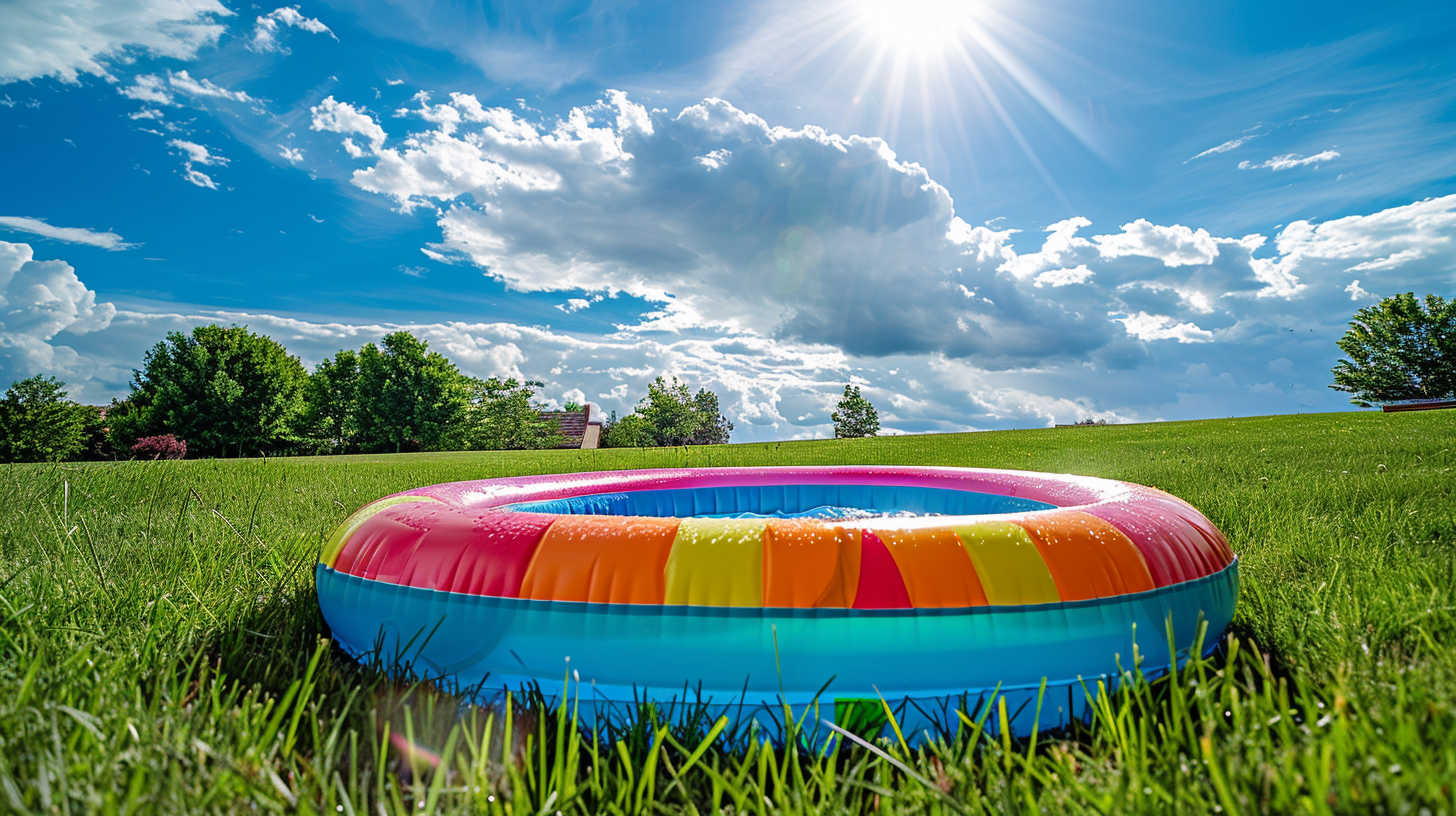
[131, 435, 187, 460]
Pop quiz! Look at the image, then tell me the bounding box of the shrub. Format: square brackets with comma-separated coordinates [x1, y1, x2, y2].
[131, 434, 187, 460]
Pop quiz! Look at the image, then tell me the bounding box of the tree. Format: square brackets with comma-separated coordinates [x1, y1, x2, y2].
[465, 377, 565, 450]
[602, 376, 733, 447]
[600, 412, 655, 448]
[353, 332, 470, 453]
[299, 349, 360, 453]
[1331, 292, 1456, 406]
[0, 375, 88, 462]
[831, 384, 880, 438]
[110, 324, 308, 457]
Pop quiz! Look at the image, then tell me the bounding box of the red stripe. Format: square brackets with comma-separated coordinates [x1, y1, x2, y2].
[852, 531, 912, 609]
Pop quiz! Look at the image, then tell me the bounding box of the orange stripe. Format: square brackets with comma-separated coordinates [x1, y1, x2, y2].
[1015, 511, 1155, 601]
[762, 520, 860, 608]
[519, 516, 680, 604]
[871, 527, 988, 608]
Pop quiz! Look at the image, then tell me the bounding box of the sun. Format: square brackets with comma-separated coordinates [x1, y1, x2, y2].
[853, 0, 978, 54]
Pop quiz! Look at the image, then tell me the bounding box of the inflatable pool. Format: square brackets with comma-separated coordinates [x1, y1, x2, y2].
[316, 466, 1237, 740]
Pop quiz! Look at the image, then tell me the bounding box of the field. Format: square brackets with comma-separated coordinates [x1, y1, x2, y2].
[2, 410, 1454, 814]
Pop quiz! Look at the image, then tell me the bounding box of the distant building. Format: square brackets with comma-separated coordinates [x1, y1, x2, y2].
[537, 406, 602, 449]
[1380, 398, 1456, 413]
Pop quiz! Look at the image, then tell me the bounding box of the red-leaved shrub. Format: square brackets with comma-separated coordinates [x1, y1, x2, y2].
[131, 434, 187, 460]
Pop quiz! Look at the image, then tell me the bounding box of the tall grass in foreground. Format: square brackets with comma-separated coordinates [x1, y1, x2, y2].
[0, 410, 1453, 813]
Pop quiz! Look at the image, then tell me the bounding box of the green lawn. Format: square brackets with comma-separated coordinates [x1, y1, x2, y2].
[2, 410, 1453, 814]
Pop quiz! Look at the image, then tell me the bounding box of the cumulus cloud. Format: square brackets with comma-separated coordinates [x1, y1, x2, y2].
[38, 181, 1456, 430]
[0, 217, 133, 250]
[1112, 312, 1215, 344]
[1239, 150, 1340, 171]
[0, 242, 116, 383]
[278, 145, 304, 163]
[1093, 220, 1220, 267]
[1260, 196, 1456, 296]
[296, 91, 1456, 379]
[251, 6, 336, 54]
[0, 0, 231, 84]
[310, 96, 388, 156]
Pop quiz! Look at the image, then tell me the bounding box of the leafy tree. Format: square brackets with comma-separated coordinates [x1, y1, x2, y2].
[600, 412, 655, 448]
[1331, 292, 1456, 406]
[110, 325, 308, 457]
[353, 332, 470, 452]
[466, 377, 565, 450]
[75, 403, 112, 460]
[0, 375, 88, 462]
[299, 349, 360, 453]
[603, 376, 733, 447]
[831, 384, 880, 438]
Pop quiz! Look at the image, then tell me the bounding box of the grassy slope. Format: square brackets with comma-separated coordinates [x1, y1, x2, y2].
[1, 410, 1453, 814]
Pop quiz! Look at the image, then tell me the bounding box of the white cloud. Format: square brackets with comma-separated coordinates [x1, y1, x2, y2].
[1345, 279, 1374, 301]
[0, 0, 231, 84]
[45, 87, 1441, 428]
[301, 91, 1456, 380]
[278, 145, 305, 163]
[169, 139, 227, 166]
[0, 217, 133, 250]
[1112, 312, 1214, 344]
[310, 97, 388, 155]
[251, 6, 336, 54]
[1033, 265, 1094, 287]
[998, 217, 1091, 280]
[167, 70, 254, 102]
[168, 139, 227, 188]
[120, 70, 254, 106]
[1093, 220, 1220, 267]
[1259, 196, 1456, 299]
[1185, 134, 1258, 163]
[1346, 248, 1424, 273]
[120, 75, 174, 105]
[183, 168, 218, 189]
[0, 242, 116, 383]
[1239, 150, 1340, 171]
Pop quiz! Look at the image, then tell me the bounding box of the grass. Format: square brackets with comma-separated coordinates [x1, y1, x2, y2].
[1, 409, 1453, 814]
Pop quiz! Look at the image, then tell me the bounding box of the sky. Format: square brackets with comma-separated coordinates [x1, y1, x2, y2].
[1, 0, 1453, 441]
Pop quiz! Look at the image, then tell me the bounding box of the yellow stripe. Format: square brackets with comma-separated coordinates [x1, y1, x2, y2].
[318, 495, 443, 567]
[951, 521, 1060, 606]
[664, 519, 765, 607]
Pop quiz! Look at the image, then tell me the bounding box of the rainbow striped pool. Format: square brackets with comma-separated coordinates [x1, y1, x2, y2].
[316, 466, 1238, 739]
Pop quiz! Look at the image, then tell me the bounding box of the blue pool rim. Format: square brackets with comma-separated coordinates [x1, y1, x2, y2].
[316, 556, 1239, 741]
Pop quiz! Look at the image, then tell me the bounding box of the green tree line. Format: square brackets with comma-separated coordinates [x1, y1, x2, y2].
[0, 324, 735, 462]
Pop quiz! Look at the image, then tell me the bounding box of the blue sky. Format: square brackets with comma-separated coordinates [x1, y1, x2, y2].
[1, 0, 1453, 440]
